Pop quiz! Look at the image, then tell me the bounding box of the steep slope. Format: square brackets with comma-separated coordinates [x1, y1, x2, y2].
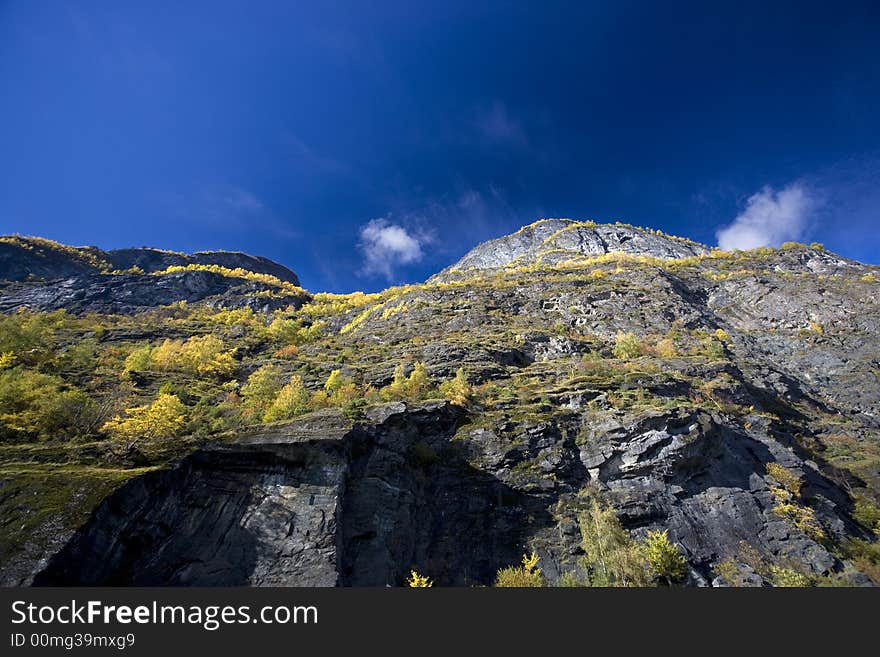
[1, 223, 879, 587]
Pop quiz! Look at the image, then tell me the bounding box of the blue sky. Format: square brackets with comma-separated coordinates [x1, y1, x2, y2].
[1, 1, 878, 292]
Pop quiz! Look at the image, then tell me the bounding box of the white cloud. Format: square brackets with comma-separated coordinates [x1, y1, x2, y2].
[358, 218, 425, 279]
[716, 183, 815, 250]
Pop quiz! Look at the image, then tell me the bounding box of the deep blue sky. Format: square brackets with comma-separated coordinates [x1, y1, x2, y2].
[1, 1, 878, 292]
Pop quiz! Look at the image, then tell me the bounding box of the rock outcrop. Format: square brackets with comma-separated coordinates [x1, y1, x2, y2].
[433, 219, 707, 280]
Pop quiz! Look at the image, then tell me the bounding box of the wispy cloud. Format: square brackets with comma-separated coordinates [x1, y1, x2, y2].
[474, 101, 527, 146]
[716, 183, 816, 250]
[358, 218, 426, 279]
[281, 132, 348, 174]
[206, 187, 264, 214]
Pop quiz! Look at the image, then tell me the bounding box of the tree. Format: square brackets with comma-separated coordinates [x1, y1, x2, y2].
[263, 376, 310, 422]
[324, 369, 351, 394]
[240, 365, 283, 420]
[641, 529, 687, 584]
[380, 361, 433, 401]
[579, 498, 651, 587]
[102, 393, 186, 448]
[380, 364, 408, 401]
[439, 367, 472, 406]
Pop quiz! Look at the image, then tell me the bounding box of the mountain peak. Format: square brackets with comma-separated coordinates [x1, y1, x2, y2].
[434, 219, 708, 280]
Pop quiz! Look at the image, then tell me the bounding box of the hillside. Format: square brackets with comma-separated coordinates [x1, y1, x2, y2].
[1, 221, 879, 587]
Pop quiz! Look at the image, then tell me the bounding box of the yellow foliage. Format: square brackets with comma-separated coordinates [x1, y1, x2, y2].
[241, 365, 283, 419]
[0, 235, 111, 271]
[612, 332, 643, 360]
[439, 368, 472, 406]
[578, 497, 652, 587]
[0, 352, 16, 370]
[641, 529, 687, 583]
[263, 376, 310, 422]
[769, 565, 811, 587]
[102, 393, 186, 444]
[494, 552, 545, 587]
[380, 362, 432, 401]
[653, 337, 678, 358]
[152, 264, 306, 296]
[766, 463, 802, 496]
[148, 335, 236, 377]
[406, 570, 433, 587]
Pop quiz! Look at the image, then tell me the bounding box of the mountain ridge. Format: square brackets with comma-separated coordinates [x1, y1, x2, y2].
[0, 235, 301, 284]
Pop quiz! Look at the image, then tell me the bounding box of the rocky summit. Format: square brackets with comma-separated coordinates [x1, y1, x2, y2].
[1, 222, 879, 587]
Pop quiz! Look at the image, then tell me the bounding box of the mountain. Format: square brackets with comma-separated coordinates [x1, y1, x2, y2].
[1, 223, 879, 587]
[0, 235, 300, 283]
[433, 219, 708, 280]
[0, 235, 308, 314]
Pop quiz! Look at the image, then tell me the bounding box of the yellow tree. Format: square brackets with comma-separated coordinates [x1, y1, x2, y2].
[102, 393, 186, 449]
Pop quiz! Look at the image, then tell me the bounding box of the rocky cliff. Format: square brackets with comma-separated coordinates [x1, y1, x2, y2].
[0, 236, 308, 314]
[1, 221, 879, 587]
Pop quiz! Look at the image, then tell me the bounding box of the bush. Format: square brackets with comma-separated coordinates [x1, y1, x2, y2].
[267, 317, 324, 345]
[439, 368, 472, 406]
[241, 365, 283, 420]
[102, 393, 186, 446]
[406, 570, 432, 587]
[641, 529, 687, 584]
[125, 335, 236, 378]
[494, 552, 545, 587]
[769, 565, 810, 587]
[0, 369, 98, 441]
[263, 376, 310, 422]
[380, 362, 433, 401]
[0, 310, 63, 366]
[612, 332, 642, 360]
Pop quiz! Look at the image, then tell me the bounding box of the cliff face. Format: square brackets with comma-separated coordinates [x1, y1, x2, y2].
[1, 222, 879, 587]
